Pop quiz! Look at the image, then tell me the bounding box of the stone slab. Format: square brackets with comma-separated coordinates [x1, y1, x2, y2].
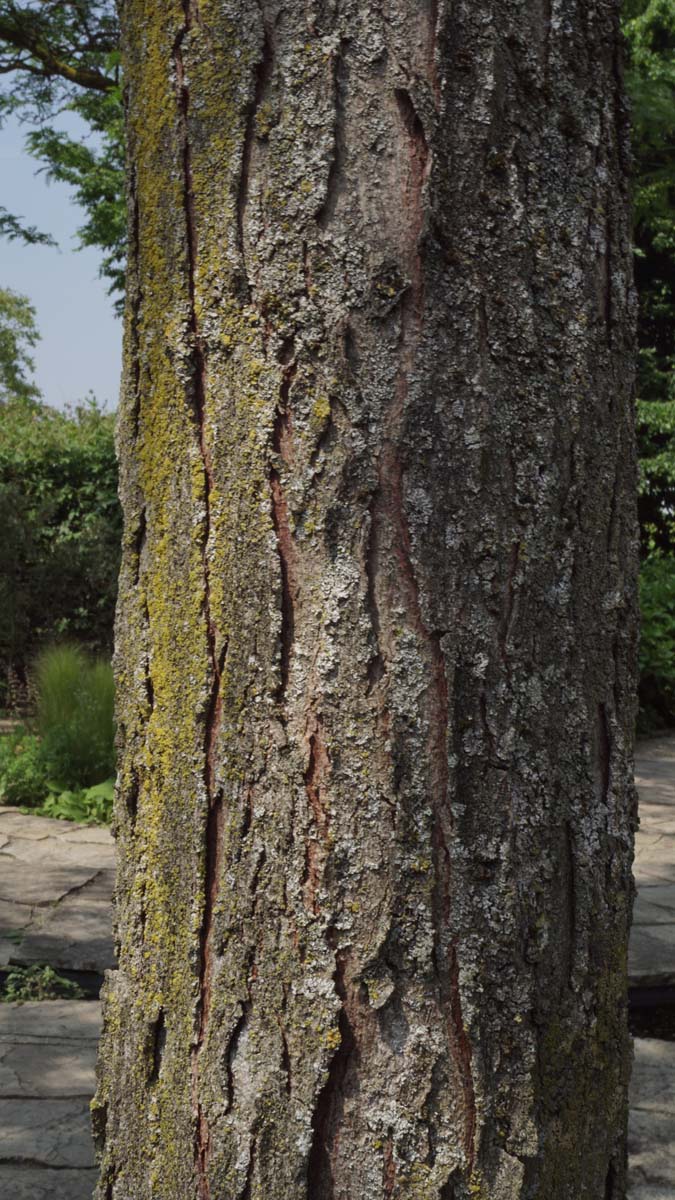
[0, 899, 35, 932]
[0, 862, 97, 907]
[0, 1001, 101, 1047]
[629, 1039, 675, 1200]
[629, 1110, 675, 1200]
[15, 895, 115, 973]
[62, 826, 113, 847]
[629, 925, 675, 988]
[1, 836, 114, 869]
[634, 893, 675, 926]
[631, 745, 675, 986]
[0, 1039, 99, 1098]
[6, 866, 115, 973]
[0, 811, 82, 840]
[631, 1038, 675, 1116]
[0, 1097, 95, 1168]
[0, 1167, 99, 1200]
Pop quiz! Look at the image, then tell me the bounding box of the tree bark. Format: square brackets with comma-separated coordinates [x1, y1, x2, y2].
[94, 1, 638, 1197]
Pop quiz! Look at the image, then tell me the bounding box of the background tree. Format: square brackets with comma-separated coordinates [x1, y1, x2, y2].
[623, 0, 675, 726]
[0, 0, 124, 305]
[0, 284, 39, 401]
[93, 2, 637, 1198]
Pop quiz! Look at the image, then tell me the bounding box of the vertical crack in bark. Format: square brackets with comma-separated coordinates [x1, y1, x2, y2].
[237, 19, 274, 289]
[128, 173, 143, 438]
[306, 951, 356, 1198]
[148, 1009, 167, 1084]
[173, 8, 225, 1197]
[427, 0, 441, 107]
[316, 41, 345, 229]
[565, 819, 576, 988]
[448, 942, 476, 1168]
[370, 83, 477, 1171]
[270, 366, 298, 701]
[382, 1131, 396, 1196]
[225, 1002, 252, 1113]
[597, 702, 611, 805]
[239, 1137, 257, 1200]
[364, 509, 385, 691]
[278, 990, 293, 1095]
[498, 540, 521, 670]
[302, 713, 331, 913]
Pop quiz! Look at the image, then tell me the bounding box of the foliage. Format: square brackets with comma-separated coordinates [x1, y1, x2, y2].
[638, 556, 675, 729]
[36, 776, 114, 823]
[0, 205, 55, 246]
[0, 963, 84, 1003]
[35, 644, 115, 788]
[0, 285, 39, 401]
[0, 728, 114, 825]
[623, 0, 675, 553]
[0, 728, 46, 805]
[0, 1, 124, 307]
[0, 396, 121, 697]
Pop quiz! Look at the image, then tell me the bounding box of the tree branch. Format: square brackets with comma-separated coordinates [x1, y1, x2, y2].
[0, 15, 115, 92]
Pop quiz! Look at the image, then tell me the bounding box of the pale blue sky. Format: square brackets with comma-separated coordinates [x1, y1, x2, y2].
[1, 112, 122, 411]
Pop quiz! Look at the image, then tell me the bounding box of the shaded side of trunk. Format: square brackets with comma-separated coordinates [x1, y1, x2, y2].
[94, 2, 637, 1198]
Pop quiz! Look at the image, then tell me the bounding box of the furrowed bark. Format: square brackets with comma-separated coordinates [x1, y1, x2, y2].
[94, 1, 638, 1198]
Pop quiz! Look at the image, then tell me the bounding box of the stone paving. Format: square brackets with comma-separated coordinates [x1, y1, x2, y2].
[0, 807, 113, 1196]
[630, 738, 675, 989]
[0, 1001, 100, 1199]
[0, 807, 115, 975]
[0, 743, 673, 1197]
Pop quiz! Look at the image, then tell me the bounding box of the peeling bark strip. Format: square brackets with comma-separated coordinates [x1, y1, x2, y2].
[96, 2, 637, 1199]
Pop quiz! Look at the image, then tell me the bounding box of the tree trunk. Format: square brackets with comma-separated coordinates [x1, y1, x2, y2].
[94, 1, 637, 1197]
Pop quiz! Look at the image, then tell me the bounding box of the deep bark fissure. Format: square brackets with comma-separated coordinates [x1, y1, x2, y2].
[225, 1002, 252, 1113]
[302, 715, 331, 913]
[173, 7, 226, 1195]
[316, 41, 346, 230]
[149, 1009, 167, 1084]
[270, 408, 297, 702]
[306, 952, 357, 1199]
[237, 17, 274, 288]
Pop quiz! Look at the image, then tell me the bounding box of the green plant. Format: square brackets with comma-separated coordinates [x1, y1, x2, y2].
[0, 729, 49, 806]
[0, 396, 121, 705]
[36, 778, 115, 824]
[35, 644, 115, 789]
[639, 554, 675, 730]
[1, 964, 85, 1003]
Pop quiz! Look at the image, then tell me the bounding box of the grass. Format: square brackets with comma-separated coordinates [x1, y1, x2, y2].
[0, 643, 116, 823]
[35, 644, 115, 788]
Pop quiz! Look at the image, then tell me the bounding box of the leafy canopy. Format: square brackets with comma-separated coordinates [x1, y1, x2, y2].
[623, 0, 675, 553]
[0, 1, 124, 306]
[0, 284, 39, 401]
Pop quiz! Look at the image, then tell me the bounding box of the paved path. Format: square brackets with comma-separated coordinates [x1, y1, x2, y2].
[630, 739, 675, 989]
[0, 1001, 100, 1198]
[0, 807, 113, 1196]
[0, 740, 674, 1198]
[0, 808, 115, 975]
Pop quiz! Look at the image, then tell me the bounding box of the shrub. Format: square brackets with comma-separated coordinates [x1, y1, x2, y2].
[0, 730, 48, 807]
[639, 554, 675, 731]
[37, 778, 115, 824]
[35, 644, 115, 789]
[0, 396, 121, 707]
